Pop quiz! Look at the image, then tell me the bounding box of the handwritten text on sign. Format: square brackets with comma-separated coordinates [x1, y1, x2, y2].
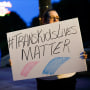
[7, 18, 87, 81]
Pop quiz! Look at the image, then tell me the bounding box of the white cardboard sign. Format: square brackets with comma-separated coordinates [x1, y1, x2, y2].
[7, 18, 87, 81]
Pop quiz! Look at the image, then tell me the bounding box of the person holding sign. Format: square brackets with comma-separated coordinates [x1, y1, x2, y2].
[36, 9, 87, 90]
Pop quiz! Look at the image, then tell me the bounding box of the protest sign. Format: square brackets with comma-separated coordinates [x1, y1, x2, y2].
[7, 18, 87, 81]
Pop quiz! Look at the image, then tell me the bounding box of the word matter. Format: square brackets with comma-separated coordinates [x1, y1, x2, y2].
[22, 39, 70, 60]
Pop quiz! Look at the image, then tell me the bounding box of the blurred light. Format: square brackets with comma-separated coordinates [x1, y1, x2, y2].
[0, 1, 12, 7]
[0, 1, 12, 16]
[51, 0, 61, 3]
